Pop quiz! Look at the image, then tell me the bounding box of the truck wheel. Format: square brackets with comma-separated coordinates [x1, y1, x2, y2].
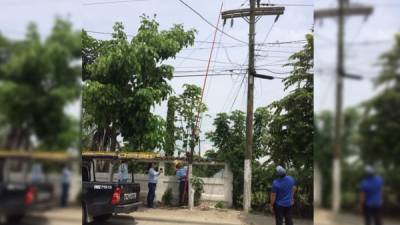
[93, 214, 112, 222]
[82, 203, 89, 224]
[6, 214, 24, 224]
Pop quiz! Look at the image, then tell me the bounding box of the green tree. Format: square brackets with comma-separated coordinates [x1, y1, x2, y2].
[359, 33, 400, 168]
[175, 84, 207, 156]
[266, 33, 314, 213]
[267, 33, 313, 169]
[0, 19, 81, 150]
[165, 96, 178, 156]
[206, 109, 272, 209]
[206, 110, 246, 207]
[314, 108, 362, 208]
[82, 16, 196, 151]
[358, 33, 400, 209]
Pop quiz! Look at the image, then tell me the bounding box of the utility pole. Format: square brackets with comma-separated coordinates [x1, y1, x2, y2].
[222, 1, 284, 213]
[315, 0, 372, 214]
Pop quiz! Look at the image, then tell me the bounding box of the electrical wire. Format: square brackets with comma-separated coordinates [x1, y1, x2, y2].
[176, 0, 247, 44]
[83, 0, 147, 6]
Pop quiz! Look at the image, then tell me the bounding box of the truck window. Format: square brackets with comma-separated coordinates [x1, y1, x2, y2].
[94, 159, 112, 182]
[111, 162, 132, 183]
[30, 163, 45, 183]
[7, 159, 26, 183]
[82, 166, 90, 182]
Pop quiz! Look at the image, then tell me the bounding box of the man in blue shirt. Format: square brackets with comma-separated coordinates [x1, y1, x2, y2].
[270, 165, 296, 225]
[360, 165, 383, 225]
[147, 163, 163, 208]
[176, 163, 188, 206]
[61, 165, 71, 207]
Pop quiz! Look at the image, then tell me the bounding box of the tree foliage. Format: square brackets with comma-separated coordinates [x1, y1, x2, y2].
[266, 34, 314, 213]
[314, 108, 362, 208]
[174, 84, 207, 156]
[359, 33, 400, 168]
[206, 34, 314, 215]
[82, 16, 196, 151]
[358, 33, 400, 211]
[165, 96, 178, 156]
[0, 18, 81, 150]
[267, 33, 313, 169]
[206, 110, 246, 207]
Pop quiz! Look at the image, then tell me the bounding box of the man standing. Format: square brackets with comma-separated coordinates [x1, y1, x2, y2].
[147, 163, 162, 208]
[360, 165, 384, 225]
[61, 165, 71, 207]
[176, 163, 188, 206]
[270, 165, 296, 225]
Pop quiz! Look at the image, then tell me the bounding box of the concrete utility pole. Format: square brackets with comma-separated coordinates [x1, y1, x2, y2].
[221, 1, 284, 213]
[315, 0, 372, 214]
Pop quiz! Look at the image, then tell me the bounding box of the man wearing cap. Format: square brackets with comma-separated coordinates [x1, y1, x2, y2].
[176, 163, 188, 206]
[360, 165, 384, 225]
[270, 165, 296, 225]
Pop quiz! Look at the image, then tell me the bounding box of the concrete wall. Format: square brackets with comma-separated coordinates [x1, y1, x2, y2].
[314, 164, 322, 207]
[135, 162, 233, 207]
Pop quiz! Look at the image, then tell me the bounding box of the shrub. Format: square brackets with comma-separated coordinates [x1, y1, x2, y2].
[162, 188, 173, 206]
[215, 201, 225, 209]
[190, 176, 204, 206]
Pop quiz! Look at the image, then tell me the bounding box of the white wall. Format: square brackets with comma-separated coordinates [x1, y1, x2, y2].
[136, 162, 233, 207]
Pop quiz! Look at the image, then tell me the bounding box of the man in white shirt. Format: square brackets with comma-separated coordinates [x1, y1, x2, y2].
[147, 163, 162, 208]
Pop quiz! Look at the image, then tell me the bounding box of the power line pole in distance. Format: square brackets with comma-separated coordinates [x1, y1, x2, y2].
[315, 0, 372, 214]
[221, 1, 284, 213]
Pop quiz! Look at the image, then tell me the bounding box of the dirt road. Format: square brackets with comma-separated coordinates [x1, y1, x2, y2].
[16, 207, 81, 225]
[15, 207, 313, 225]
[107, 207, 312, 225]
[314, 209, 399, 225]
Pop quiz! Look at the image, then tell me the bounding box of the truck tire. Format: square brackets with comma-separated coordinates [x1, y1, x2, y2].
[6, 214, 24, 224]
[93, 214, 112, 222]
[83, 203, 89, 224]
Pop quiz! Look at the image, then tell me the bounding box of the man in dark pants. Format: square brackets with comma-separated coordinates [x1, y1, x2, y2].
[176, 163, 188, 206]
[147, 163, 162, 208]
[270, 165, 296, 225]
[360, 165, 384, 225]
[61, 165, 71, 207]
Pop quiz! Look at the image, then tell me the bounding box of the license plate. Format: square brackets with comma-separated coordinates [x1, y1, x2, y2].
[124, 193, 136, 201]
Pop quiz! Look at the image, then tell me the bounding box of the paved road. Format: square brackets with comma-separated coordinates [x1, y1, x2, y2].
[13, 207, 313, 225]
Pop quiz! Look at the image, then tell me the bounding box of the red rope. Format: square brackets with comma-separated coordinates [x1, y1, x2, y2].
[182, 2, 224, 206]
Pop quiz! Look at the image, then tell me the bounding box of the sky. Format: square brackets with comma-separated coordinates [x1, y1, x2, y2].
[314, 0, 400, 113]
[80, 0, 313, 153]
[1, 0, 397, 154]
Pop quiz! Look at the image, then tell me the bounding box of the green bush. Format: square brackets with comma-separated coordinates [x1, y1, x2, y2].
[251, 191, 267, 212]
[190, 176, 204, 206]
[215, 201, 225, 209]
[162, 188, 173, 206]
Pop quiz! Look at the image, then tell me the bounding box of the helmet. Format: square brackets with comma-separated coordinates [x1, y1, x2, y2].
[276, 165, 286, 176]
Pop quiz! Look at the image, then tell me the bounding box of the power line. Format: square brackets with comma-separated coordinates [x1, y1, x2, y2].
[176, 0, 247, 44]
[175, 32, 213, 67]
[174, 56, 242, 65]
[84, 30, 306, 46]
[256, 20, 276, 54]
[229, 73, 247, 112]
[173, 68, 291, 73]
[83, 0, 147, 6]
[173, 73, 244, 78]
[272, 3, 313, 7]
